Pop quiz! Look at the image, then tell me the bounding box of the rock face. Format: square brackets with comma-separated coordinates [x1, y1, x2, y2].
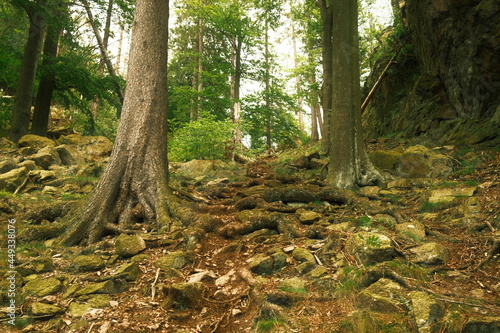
[362, 0, 500, 146]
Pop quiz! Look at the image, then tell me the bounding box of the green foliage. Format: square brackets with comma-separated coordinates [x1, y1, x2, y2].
[356, 215, 372, 227]
[362, 234, 382, 248]
[169, 118, 235, 161]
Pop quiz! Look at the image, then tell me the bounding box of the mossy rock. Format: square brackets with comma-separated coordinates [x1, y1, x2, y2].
[410, 291, 445, 331]
[154, 251, 191, 270]
[170, 282, 206, 308]
[73, 255, 105, 272]
[356, 278, 407, 312]
[368, 149, 403, 171]
[29, 302, 65, 317]
[115, 234, 146, 258]
[408, 242, 448, 267]
[279, 277, 308, 294]
[18, 134, 56, 149]
[23, 277, 62, 297]
[0, 167, 28, 192]
[291, 247, 316, 264]
[249, 251, 287, 276]
[346, 231, 395, 265]
[115, 262, 141, 281]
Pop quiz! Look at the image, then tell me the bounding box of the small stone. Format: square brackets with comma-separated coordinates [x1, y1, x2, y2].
[115, 262, 141, 281]
[248, 251, 287, 276]
[291, 247, 316, 264]
[115, 234, 146, 257]
[154, 251, 191, 270]
[30, 302, 65, 317]
[73, 255, 105, 272]
[409, 242, 448, 267]
[279, 277, 307, 294]
[346, 231, 395, 265]
[23, 277, 62, 297]
[68, 302, 93, 318]
[395, 221, 426, 242]
[297, 210, 322, 225]
[170, 282, 206, 308]
[74, 280, 122, 297]
[357, 278, 407, 312]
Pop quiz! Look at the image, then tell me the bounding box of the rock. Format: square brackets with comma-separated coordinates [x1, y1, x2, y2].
[0, 159, 16, 173]
[115, 234, 146, 257]
[16, 257, 54, 276]
[409, 242, 448, 267]
[395, 221, 426, 242]
[170, 282, 206, 308]
[398, 145, 452, 179]
[154, 251, 191, 270]
[428, 183, 477, 204]
[23, 277, 62, 296]
[343, 311, 380, 333]
[115, 262, 141, 281]
[73, 255, 105, 272]
[356, 278, 407, 312]
[58, 135, 113, 161]
[291, 247, 316, 264]
[27, 147, 61, 169]
[0, 166, 28, 192]
[74, 280, 122, 297]
[68, 302, 93, 318]
[18, 134, 56, 149]
[248, 250, 287, 275]
[308, 266, 328, 278]
[55, 144, 83, 165]
[369, 150, 403, 171]
[359, 186, 380, 198]
[462, 316, 500, 333]
[29, 302, 65, 317]
[297, 210, 322, 225]
[42, 186, 58, 195]
[346, 231, 395, 265]
[177, 159, 229, 178]
[76, 163, 104, 178]
[410, 291, 445, 332]
[85, 294, 112, 308]
[234, 196, 258, 211]
[279, 277, 308, 294]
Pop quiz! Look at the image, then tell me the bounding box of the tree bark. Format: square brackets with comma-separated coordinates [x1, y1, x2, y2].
[231, 38, 243, 146]
[32, 3, 64, 136]
[327, 0, 382, 189]
[60, 0, 171, 246]
[10, 0, 46, 142]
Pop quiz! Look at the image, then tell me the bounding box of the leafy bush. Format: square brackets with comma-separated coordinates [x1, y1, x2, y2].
[169, 118, 235, 161]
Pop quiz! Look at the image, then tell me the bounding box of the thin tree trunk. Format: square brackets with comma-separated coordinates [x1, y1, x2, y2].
[81, 0, 124, 107]
[265, 21, 272, 149]
[292, 22, 304, 134]
[60, 0, 171, 246]
[10, 1, 46, 142]
[116, 23, 124, 75]
[197, 16, 204, 118]
[32, 6, 63, 137]
[231, 38, 243, 147]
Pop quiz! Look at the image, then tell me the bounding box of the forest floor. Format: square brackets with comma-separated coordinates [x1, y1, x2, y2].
[0, 138, 499, 332]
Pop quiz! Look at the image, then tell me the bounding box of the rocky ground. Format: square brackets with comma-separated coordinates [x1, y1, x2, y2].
[0, 134, 499, 333]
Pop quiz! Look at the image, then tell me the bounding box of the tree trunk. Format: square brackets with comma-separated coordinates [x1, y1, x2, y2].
[327, 0, 382, 189]
[32, 4, 64, 137]
[292, 22, 304, 134]
[319, 0, 333, 151]
[10, 1, 46, 142]
[264, 21, 272, 149]
[231, 38, 243, 146]
[60, 0, 171, 246]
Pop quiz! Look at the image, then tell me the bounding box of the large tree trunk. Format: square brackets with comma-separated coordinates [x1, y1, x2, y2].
[60, 0, 171, 246]
[31, 3, 64, 137]
[10, 1, 46, 142]
[327, 0, 382, 189]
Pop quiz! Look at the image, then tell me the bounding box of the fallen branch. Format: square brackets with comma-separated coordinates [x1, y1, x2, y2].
[151, 268, 161, 300]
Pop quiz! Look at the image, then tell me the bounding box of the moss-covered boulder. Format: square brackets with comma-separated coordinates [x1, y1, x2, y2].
[279, 277, 308, 294]
[291, 247, 316, 264]
[408, 242, 448, 267]
[23, 277, 62, 297]
[356, 278, 407, 312]
[74, 280, 123, 297]
[73, 255, 105, 272]
[0, 167, 28, 192]
[410, 291, 445, 332]
[154, 251, 191, 270]
[18, 134, 55, 149]
[17, 256, 54, 276]
[297, 210, 322, 225]
[115, 262, 141, 281]
[346, 231, 395, 265]
[170, 282, 206, 308]
[115, 234, 146, 257]
[248, 250, 287, 276]
[28, 147, 61, 169]
[369, 149, 403, 171]
[462, 316, 500, 333]
[29, 302, 65, 317]
[395, 221, 426, 242]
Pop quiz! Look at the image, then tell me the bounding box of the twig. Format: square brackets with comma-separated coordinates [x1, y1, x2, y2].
[151, 268, 160, 300]
[314, 253, 323, 266]
[474, 238, 500, 270]
[87, 323, 95, 333]
[434, 296, 500, 312]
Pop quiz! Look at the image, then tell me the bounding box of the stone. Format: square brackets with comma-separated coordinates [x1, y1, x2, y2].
[0, 166, 28, 192]
[55, 144, 83, 165]
[29, 170, 56, 183]
[74, 280, 122, 297]
[0, 159, 16, 173]
[177, 159, 229, 178]
[410, 291, 445, 332]
[170, 282, 206, 308]
[29, 302, 65, 317]
[18, 134, 56, 149]
[428, 184, 477, 204]
[58, 135, 113, 161]
[115, 234, 146, 257]
[73, 255, 105, 272]
[28, 147, 61, 169]
[68, 302, 93, 318]
[76, 163, 104, 178]
[291, 247, 316, 264]
[308, 266, 328, 278]
[297, 210, 322, 225]
[279, 277, 307, 294]
[395, 221, 426, 242]
[115, 262, 141, 281]
[23, 277, 62, 297]
[16, 257, 54, 276]
[154, 251, 191, 270]
[462, 316, 500, 333]
[398, 145, 432, 178]
[248, 251, 287, 276]
[346, 231, 395, 265]
[356, 278, 407, 312]
[409, 242, 448, 266]
[368, 150, 403, 171]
